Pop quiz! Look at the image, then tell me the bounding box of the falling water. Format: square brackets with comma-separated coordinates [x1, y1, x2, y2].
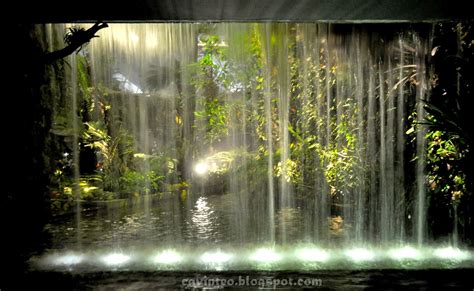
[262, 24, 276, 242]
[44, 23, 451, 256]
[396, 35, 406, 241]
[366, 56, 377, 241]
[70, 53, 81, 248]
[354, 31, 365, 243]
[378, 60, 388, 242]
[415, 33, 429, 246]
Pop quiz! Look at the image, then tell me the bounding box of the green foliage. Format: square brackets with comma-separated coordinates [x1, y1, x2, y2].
[119, 170, 163, 195]
[194, 98, 229, 144]
[83, 121, 132, 191]
[423, 22, 473, 207]
[310, 121, 360, 195]
[222, 23, 364, 198]
[274, 158, 300, 183]
[423, 100, 470, 146]
[191, 33, 231, 146]
[51, 23, 425, 209]
[202, 150, 240, 174]
[426, 130, 466, 202]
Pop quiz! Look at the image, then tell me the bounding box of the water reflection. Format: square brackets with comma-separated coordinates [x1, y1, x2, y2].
[44, 194, 233, 250]
[190, 196, 219, 241]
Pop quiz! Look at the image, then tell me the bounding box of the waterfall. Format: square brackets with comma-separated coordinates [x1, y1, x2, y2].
[69, 53, 82, 249]
[396, 35, 406, 241]
[262, 24, 276, 242]
[415, 33, 429, 246]
[48, 23, 441, 249]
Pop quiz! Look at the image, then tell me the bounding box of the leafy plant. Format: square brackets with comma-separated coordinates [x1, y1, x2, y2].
[82, 121, 131, 192]
[119, 170, 163, 195]
[190, 33, 232, 147]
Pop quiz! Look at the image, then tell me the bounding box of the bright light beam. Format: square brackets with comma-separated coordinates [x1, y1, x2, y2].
[101, 253, 130, 266]
[345, 248, 375, 262]
[53, 254, 84, 265]
[201, 251, 233, 264]
[297, 248, 329, 262]
[154, 250, 182, 264]
[389, 246, 422, 260]
[434, 247, 470, 260]
[194, 162, 209, 175]
[251, 248, 281, 263]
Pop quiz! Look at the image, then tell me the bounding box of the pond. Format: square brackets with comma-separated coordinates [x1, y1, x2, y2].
[32, 193, 474, 275]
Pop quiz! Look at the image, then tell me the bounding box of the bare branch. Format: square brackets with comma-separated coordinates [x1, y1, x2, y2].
[44, 21, 108, 64]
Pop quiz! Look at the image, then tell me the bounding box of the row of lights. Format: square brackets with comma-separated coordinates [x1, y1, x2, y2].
[50, 246, 470, 267]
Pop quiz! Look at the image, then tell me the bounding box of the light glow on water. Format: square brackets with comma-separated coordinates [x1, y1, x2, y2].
[251, 248, 281, 263]
[434, 247, 470, 260]
[154, 250, 182, 264]
[52, 254, 84, 265]
[296, 248, 329, 262]
[201, 251, 233, 264]
[101, 253, 130, 266]
[389, 246, 422, 260]
[37, 245, 474, 271]
[345, 248, 375, 262]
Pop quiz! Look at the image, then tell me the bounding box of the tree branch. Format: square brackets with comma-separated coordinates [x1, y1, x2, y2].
[44, 21, 108, 64]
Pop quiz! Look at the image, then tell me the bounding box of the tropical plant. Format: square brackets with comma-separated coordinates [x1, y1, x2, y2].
[82, 121, 131, 192]
[190, 33, 232, 147]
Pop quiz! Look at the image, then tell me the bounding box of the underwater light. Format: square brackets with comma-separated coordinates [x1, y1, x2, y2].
[251, 248, 281, 262]
[434, 247, 470, 260]
[154, 250, 182, 264]
[194, 162, 209, 175]
[296, 248, 329, 262]
[201, 251, 233, 264]
[389, 246, 421, 260]
[345, 248, 375, 262]
[53, 254, 84, 265]
[101, 253, 130, 266]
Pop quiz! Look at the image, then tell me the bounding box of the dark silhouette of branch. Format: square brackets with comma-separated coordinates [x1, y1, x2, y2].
[44, 21, 108, 64]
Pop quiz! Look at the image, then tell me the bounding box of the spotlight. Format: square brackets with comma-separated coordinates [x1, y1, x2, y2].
[101, 253, 130, 266]
[154, 250, 182, 264]
[434, 247, 470, 260]
[389, 246, 421, 260]
[194, 162, 209, 175]
[297, 248, 329, 262]
[345, 248, 375, 262]
[201, 251, 233, 264]
[251, 248, 281, 263]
